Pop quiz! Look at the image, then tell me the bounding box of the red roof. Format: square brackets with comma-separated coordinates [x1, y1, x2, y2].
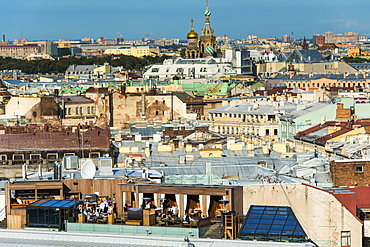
[332, 187, 370, 221]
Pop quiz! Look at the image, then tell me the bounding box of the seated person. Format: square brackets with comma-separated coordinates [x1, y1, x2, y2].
[170, 205, 178, 216]
[183, 213, 193, 223]
[188, 208, 196, 217]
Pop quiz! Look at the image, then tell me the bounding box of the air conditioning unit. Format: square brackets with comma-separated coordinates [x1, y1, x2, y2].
[63, 156, 78, 170]
[98, 157, 113, 176]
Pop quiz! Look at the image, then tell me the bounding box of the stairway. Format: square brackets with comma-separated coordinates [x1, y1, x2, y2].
[209, 84, 223, 94]
[0, 218, 7, 229]
[202, 222, 222, 239]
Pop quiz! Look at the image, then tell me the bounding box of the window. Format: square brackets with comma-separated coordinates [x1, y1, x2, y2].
[87, 107, 90, 114]
[265, 129, 270, 136]
[80, 107, 83, 115]
[76, 107, 79, 115]
[151, 68, 159, 73]
[64, 153, 75, 156]
[274, 129, 278, 135]
[13, 154, 24, 160]
[355, 166, 364, 173]
[30, 154, 41, 160]
[268, 115, 275, 121]
[341, 231, 350, 247]
[0, 155, 6, 160]
[89, 153, 100, 159]
[47, 153, 58, 160]
[176, 68, 184, 73]
[240, 205, 307, 242]
[156, 111, 159, 115]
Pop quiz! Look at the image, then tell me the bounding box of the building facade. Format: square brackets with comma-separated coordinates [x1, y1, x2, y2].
[0, 45, 41, 58]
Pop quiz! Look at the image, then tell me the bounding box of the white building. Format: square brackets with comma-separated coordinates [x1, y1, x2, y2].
[143, 57, 236, 81]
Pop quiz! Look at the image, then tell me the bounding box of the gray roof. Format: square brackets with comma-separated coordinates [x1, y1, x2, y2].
[55, 96, 94, 104]
[114, 140, 297, 180]
[279, 102, 331, 122]
[208, 102, 295, 115]
[348, 63, 370, 71]
[66, 64, 100, 72]
[285, 50, 325, 63]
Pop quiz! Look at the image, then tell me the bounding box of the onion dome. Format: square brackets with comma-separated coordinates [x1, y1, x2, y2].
[204, 9, 211, 17]
[187, 30, 198, 40]
[205, 45, 215, 55]
[187, 19, 198, 40]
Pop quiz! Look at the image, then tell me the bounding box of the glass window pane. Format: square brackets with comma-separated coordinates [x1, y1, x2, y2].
[260, 219, 273, 225]
[246, 218, 260, 224]
[258, 224, 271, 230]
[273, 220, 286, 225]
[286, 220, 297, 225]
[256, 229, 269, 234]
[270, 225, 283, 230]
[261, 214, 274, 219]
[269, 229, 282, 235]
[249, 213, 262, 218]
[265, 210, 276, 214]
[275, 215, 286, 220]
[283, 225, 296, 231]
[294, 230, 304, 236]
[245, 223, 258, 229]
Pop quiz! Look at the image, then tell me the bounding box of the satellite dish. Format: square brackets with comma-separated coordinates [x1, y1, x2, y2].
[81, 159, 96, 179]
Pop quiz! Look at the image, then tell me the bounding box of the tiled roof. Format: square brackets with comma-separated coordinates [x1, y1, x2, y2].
[0, 126, 110, 151]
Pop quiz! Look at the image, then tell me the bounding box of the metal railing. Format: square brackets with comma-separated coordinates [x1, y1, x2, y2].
[0, 205, 6, 222]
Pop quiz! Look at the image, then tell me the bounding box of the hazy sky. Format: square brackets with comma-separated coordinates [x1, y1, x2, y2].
[2, 0, 370, 41]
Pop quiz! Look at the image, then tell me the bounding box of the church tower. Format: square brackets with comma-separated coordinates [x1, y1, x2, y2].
[185, 19, 200, 58]
[199, 0, 217, 58]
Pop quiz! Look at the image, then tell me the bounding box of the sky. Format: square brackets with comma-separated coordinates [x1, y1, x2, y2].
[2, 0, 370, 41]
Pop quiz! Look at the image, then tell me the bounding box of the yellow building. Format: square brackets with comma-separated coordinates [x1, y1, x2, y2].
[93, 63, 112, 75]
[104, 45, 159, 57]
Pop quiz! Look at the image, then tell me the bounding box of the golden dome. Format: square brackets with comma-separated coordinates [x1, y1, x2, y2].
[187, 30, 198, 40]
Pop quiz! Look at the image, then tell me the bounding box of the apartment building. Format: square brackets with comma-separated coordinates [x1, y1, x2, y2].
[0, 44, 41, 58]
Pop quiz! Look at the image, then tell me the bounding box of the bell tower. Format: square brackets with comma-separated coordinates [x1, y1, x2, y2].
[199, 0, 217, 57]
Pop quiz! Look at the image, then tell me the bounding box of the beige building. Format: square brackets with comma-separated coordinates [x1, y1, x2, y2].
[104, 45, 159, 57]
[0, 96, 59, 124]
[256, 61, 357, 76]
[0, 44, 41, 58]
[243, 184, 363, 246]
[111, 92, 187, 129]
[201, 98, 295, 142]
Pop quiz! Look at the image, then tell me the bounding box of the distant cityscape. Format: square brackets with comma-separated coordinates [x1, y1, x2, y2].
[1, 1, 370, 247]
